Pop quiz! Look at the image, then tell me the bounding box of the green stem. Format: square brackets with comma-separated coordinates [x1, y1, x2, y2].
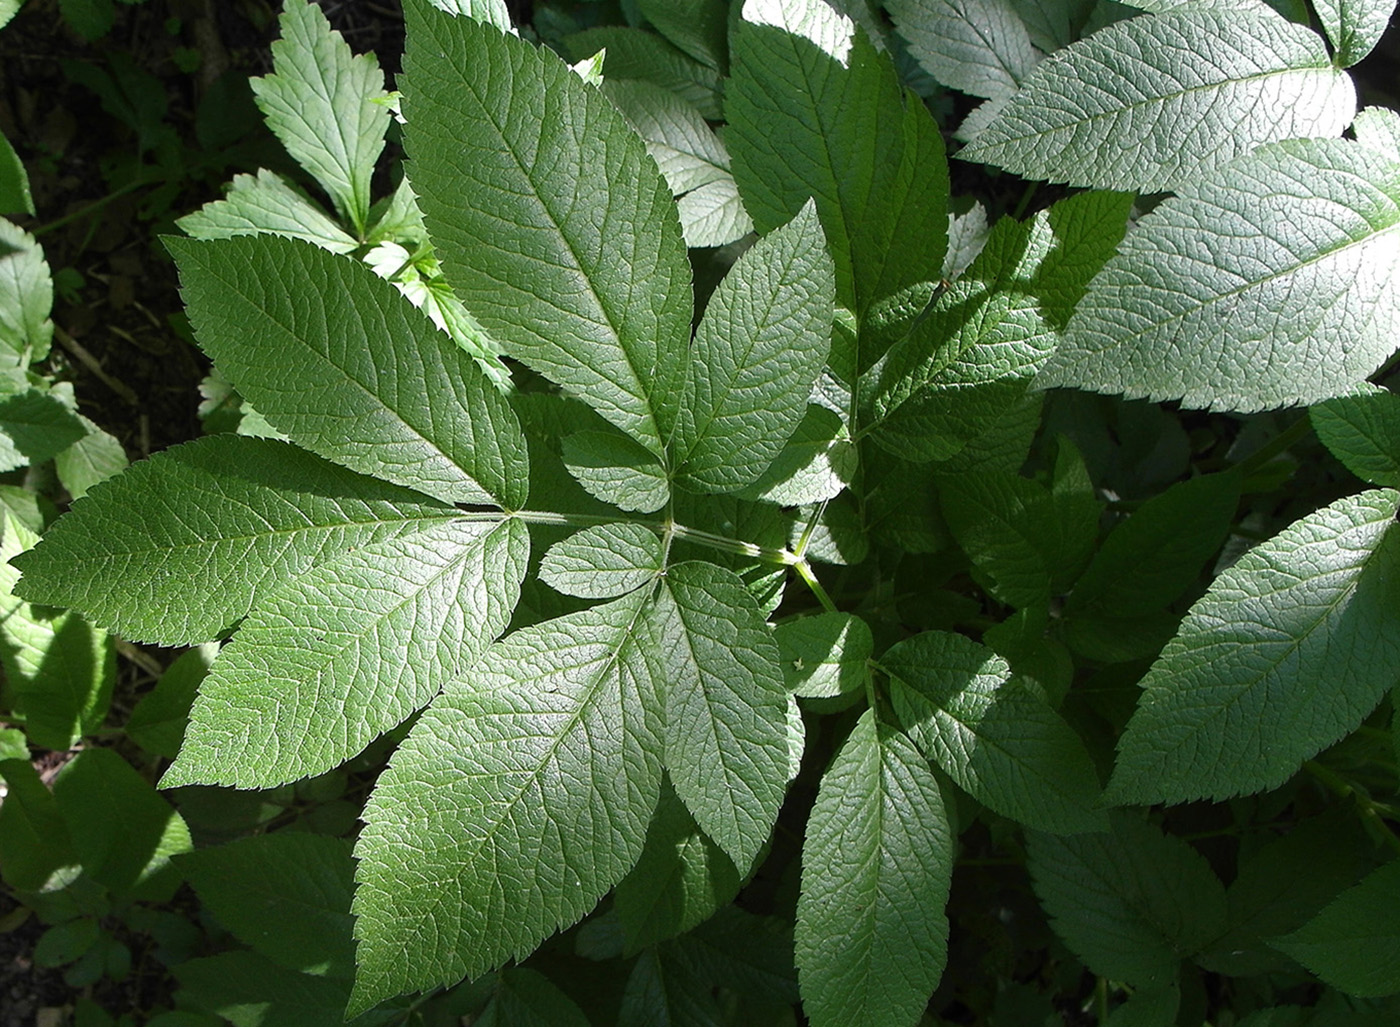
[32, 176, 153, 238]
[792, 499, 828, 560]
[1096, 978, 1110, 1025]
[794, 559, 838, 613]
[503, 509, 803, 567]
[1304, 760, 1400, 856]
[1229, 415, 1312, 479]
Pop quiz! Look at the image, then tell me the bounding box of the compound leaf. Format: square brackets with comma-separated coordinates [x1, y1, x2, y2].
[887, 0, 1041, 100]
[675, 202, 835, 493]
[1041, 139, 1400, 413]
[12, 435, 458, 646]
[884, 630, 1107, 834]
[1028, 813, 1228, 986]
[1107, 489, 1400, 804]
[164, 517, 529, 789]
[251, 0, 388, 235]
[796, 710, 953, 1027]
[727, 0, 949, 316]
[959, 6, 1355, 192]
[1272, 858, 1400, 997]
[657, 562, 789, 868]
[402, 4, 690, 456]
[351, 592, 664, 1011]
[169, 234, 528, 509]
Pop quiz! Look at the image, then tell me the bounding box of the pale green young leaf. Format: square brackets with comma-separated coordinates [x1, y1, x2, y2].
[884, 630, 1107, 834]
[11, 436, 459, 645]
[565, 28, 725, 119]
[1042, 140, 1400, 412]
[867, 190, 1131, 460]
[734, 405, 857, 507]
[540, 522, 663, 600]
[54, 421, 127, 500]
[562, 430, 671, 513]
[0, 132, 33, 217]
[887, 0, 1041, 100]
[169, 234, 528, 508]
[0, 218, 52, 370]
[479, 969, 592, 1027]
[1313, 0, 1397, 66]
[1068, 472, 1239, 617]
[251, 0, 388, 234]
[637, 0, 728, 69]
[402, 5, 690, 457]
[0, 513, 115, 751]
[1028, 813, 1228, 985]
[776, 611, 872, 698]
[176, 169, 359, 255]
[656, 562, 789, 868]
[1107, 489, 1400, 804]
[351, 592, 664, 1010]
[675, 203, 835, 493]
[959, 6, 1356, 192]
[164, 518, 529, 789]
[728, 0, 950, 316]
[1271, 859, 1400, 997]
[1354, 106, 1400, 160]
[126, 643, 217, 759]
[178, 833, 356, 978]
[1311, 386, 1400, 487]
[614, 779, 742, 955]
[796, 710, 953, 1027]
[53, 747, 192, 901]
[0, 389, 87, 473]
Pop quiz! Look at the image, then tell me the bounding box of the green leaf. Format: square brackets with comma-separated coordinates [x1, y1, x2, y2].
[0, 1, 20, 31]
[0, 514, 115, 751]
[426, 0, 514, 31]
[938, 470, 1057, 608]
[164, 517, 529, 789]
[1049, 139, 1400, 412]
[0, 131, 33, 217]
[1313, 0, 1396, 66]
[0, 758, 75, 891]
[251, 0, 388, 235]
[126, 644, 217, 759]
[727, 0, 950, 316]
[1311, 386, 1400, 487]
[776, 611, 872, 699]
[618, 946, 724, 1027]
[57, 0, 113, 41]
[351, 592, 664, 1010]
[674, 203, 835, 493]
[175, 951, 393, 1027]
[561, 429, 671, 513]
[34, 917, 101, 967]
[540, 522, 663, 599]
[883, 630, 1107, 834]
[1354, 106, 1400, 160]
[12, 435, 460, 645]
[637, 0, 728, 70]
[1272, 858, 1400, 997]
[176, 170, 359, 255]
[52, 748, 192, 901]
[1067, 472, 1240, 617]
[866, 190, 1131, 460]
[0, 389, 88, 473]
[796, 710, 953, 1027]
[887, 0, 1041, 100]
[656, 562, 789, 868]
[563, 27, 725, 120]
[179, 833, 356, 978]
[961, 6, 1355, 192]
[1108, 489, 1400, 804]
[614, 779, 742, 955]
[1029, 812, 1227, 985]
[0, 218, 53, 371]
[478, 968, 592, 1027]
[403, 5, 691, 457]
[734, 405, 857, 506]
[169, 234, 528, 508]
[1009, 0, 1098, 51]
[54, 422, 127, 501]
